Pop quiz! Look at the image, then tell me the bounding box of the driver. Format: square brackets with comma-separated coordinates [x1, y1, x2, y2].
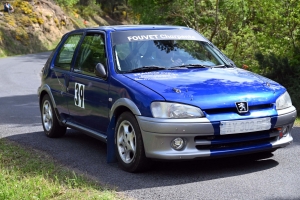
[141, 40, 183, 68]
[156, 50, 182, 67]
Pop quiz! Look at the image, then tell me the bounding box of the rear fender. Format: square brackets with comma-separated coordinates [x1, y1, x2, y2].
[38, 84, 65, 126]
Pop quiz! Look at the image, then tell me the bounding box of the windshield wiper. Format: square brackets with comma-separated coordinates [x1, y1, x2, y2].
[169, 64, 211, 69]
[128, 66, 167, 73]
[213, 64, 232, 68]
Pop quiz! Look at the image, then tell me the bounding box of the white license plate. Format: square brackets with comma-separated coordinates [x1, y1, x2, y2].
[220, 117, 271, 135]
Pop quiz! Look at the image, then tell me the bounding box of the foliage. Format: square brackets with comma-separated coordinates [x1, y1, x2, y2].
[54, 17, 59, 26]
[95, 0, 126, 16]
[56, 0, 79, 8]
[295, 117, 300, 126]
[128, 0, 299, 66]
[19, 16, 32, 27]
[255, 51, 300, 111]
[77, 2, 103, 19]
[0, 31, 3, 45]
[12, 0, 44, 25]
[14, 27, 29, 44]
[37, 17, 44, 25]
[54, 0, 129, 20]
[13, 0, 34, 14]
[7, 16, 17, 27]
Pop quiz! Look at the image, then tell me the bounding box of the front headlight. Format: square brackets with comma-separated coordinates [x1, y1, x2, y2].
[151, 102, 204, 118]
[276, 91, 292, 110]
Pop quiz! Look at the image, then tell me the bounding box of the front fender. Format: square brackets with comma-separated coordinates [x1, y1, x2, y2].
[109, 98, 142, 120]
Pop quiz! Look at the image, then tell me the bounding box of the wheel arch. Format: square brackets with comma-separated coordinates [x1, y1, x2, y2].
[109, 98, 142, 121]
[39, 85, 64, 126]
[38, 85, 57, 109]
[108, 100, 151, 171]
[106, 98, 143, 164]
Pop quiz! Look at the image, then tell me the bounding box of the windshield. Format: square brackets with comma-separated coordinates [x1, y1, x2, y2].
[114, 39, 228, 73]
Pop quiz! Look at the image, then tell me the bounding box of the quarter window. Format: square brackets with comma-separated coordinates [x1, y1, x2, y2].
[54, 34, 82, 70]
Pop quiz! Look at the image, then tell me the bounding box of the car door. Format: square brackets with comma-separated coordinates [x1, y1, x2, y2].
[66, 31, 110, 134]
[50, 33, 82, 119]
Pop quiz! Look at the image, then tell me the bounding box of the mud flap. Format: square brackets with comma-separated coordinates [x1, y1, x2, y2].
[107, 115, 117, 163]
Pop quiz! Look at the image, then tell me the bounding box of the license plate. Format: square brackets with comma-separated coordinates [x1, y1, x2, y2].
[220, 117, 271, 135]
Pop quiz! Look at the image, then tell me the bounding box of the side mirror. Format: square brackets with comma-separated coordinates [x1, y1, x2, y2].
[95, 63, 107, 78]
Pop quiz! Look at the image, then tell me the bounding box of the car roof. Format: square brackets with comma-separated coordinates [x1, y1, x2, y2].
[72, 25, 192, 32]
[102, 25, 191, 31]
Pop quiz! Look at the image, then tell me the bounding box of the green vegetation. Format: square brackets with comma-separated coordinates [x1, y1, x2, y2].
[0, 139, 121, 200]
[0, 1, 54, 56]
[295, 117, 300, 126]
[55, 0, 128, 21]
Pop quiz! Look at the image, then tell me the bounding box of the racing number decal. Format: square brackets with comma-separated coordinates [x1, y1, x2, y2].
[74, 83, 85, 108]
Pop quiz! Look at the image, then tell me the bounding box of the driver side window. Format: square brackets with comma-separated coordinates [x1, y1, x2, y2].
[74, 32, 106, 77]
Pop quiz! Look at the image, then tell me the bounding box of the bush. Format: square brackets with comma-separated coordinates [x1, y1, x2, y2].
[77, 4, 102, 18]
[55, 0, 79, 8]
[19, 16, 32, 27]
[255, 51, 300, 113]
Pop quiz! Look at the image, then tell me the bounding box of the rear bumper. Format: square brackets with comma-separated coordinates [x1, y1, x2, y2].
[137, 106, 296, 160]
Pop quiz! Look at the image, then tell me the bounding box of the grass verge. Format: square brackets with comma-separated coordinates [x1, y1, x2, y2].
[0, 139, 122, 200]
[294, 117, 300, 126]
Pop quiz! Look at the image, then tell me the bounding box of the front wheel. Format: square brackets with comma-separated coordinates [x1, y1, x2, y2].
[115, 112, 151, 172]
[41, 94, 66, 138]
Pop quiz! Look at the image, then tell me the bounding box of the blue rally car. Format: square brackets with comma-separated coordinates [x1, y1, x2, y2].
[38, 25, 297, 172]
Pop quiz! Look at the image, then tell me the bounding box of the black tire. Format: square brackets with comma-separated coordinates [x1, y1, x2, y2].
[115, 112, 151, 172]
[40, 94, 66, 138]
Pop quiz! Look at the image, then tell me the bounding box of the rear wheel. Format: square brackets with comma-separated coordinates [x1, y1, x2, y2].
[41, 95, 66, 138]
[115, 112, 151, 172]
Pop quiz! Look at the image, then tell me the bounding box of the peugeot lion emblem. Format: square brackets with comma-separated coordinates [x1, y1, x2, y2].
[235, 102, 249, 113]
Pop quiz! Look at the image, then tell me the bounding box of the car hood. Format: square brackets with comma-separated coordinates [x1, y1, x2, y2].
[124, 68, 285, 110]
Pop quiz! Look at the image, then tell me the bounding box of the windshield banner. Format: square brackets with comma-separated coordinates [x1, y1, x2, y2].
[112, 30, 206, 45]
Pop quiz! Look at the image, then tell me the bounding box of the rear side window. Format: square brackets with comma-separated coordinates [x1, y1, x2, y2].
[54, 34, 82, 70]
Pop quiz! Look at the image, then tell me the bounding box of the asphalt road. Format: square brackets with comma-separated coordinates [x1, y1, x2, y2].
[0, 52, 300, 200]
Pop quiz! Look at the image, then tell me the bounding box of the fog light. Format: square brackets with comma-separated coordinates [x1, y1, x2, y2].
[171, 138, 185, 150]
[283, 126, 289, 137]
[278, 126, 289, 139]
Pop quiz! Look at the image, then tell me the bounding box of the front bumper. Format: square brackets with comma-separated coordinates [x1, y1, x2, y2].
[137, 106, 297, 160]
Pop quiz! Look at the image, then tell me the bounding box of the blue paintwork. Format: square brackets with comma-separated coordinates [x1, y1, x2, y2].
[109, 74, 165, 117]
[38, 25, 295, 163]
[209, 131, 275, 145]
[124, 68, 284, 110]
[123, 68, 285, 121]
[67, 74, 110, 133]
[48, 68, 70, 116]
[106, 115, 117, 163]
[210, 143, 272, 156]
